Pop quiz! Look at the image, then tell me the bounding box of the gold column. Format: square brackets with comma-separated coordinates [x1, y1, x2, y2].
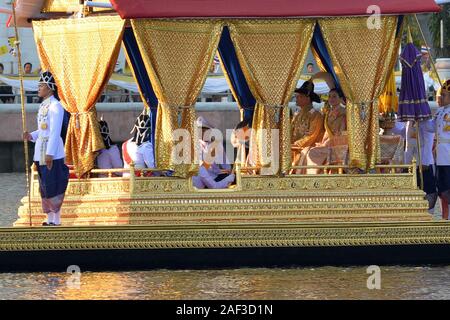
[33, 16, 126, 175]
[319, 17, 401, 170]
[228, 19, 316, 175]
[131, 19, 223, 177]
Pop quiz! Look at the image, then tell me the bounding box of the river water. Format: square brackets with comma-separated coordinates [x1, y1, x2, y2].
[0, 173, 449, 300]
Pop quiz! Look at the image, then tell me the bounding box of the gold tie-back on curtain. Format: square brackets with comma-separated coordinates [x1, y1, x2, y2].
[228, 19, 316, 175]
[131, 19, 223, 177]
[33, 16, 126, 176]
[319, 17, 400, 170]
[378, 70, 399, 114]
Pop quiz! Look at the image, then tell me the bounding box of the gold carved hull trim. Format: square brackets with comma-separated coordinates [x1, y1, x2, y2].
[1, 222, 450, 252]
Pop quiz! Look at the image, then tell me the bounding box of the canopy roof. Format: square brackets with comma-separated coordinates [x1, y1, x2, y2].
[110, 0, 440, 19]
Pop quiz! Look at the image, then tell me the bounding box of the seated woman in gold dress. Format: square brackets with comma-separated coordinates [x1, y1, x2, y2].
[305, 88, 347, 174]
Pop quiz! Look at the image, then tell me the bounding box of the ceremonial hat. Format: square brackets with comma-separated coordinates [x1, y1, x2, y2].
[442, 79, 450, 92]
[99, 116, 112, 149]
[130, 109, 152, 146]
[295, 80, 321, 103]
[38, 71, 57, 91]
[196, 116, 214, 130]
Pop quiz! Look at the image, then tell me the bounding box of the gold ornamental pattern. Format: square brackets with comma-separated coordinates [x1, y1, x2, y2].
[319, 17, 401, 170]
[1, 222, 449, 251]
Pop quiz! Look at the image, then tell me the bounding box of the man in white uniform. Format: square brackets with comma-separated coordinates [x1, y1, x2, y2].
[230, 119, 251, 166]
[423, 79, 450, 220]
[122, 111, 155, 177]
[23, 71, 69, 226]
[404, 120, 437, 212]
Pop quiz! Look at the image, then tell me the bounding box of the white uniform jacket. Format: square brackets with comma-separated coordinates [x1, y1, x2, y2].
[404, 120, 435, 166]
[30, 95, 65, 164]
[423, 105, 450, 166]
[122, 139, 155, 176]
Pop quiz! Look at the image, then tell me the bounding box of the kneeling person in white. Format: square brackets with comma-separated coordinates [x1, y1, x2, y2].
[193, 125, 235, 189]
[193, 161, 235, 189]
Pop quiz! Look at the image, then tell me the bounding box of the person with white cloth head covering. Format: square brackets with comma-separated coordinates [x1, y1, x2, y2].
[193, 116, 234, 189]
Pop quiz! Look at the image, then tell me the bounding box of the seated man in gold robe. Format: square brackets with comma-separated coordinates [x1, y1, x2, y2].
[291, 81, 325, 173]
[306, 88, 347, 174]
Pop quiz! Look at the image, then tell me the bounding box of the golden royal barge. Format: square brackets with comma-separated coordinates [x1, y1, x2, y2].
[1, 0, 450, 271]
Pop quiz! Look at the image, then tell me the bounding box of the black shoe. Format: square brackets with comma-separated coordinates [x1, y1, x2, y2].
[49, 223, 61, 227]
[42, 222, 49, 226]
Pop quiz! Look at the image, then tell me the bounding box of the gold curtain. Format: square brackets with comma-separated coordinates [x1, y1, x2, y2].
[228, 19, 316, 175]
[131, 19, 223, 177]
[33, 16, 125, 175]
[319, 17, 401, 169]
[378, 70, 398, 114]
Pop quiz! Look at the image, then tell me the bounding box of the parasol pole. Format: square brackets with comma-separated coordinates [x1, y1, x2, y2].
[414, 14, 443, 87]
[415, 121, 424, 190]
[11, 1, 33, 227]
[412, 14, 440, 190]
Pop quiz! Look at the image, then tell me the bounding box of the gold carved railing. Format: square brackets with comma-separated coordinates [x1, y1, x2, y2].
[29, 161, 418, 197]
[18, 159, 430, 227]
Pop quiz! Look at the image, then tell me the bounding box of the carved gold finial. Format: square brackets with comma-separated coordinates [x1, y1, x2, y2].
[412, 157, 418, 189]
[407, 25, 413, 44]
[129, 161, 136, 195]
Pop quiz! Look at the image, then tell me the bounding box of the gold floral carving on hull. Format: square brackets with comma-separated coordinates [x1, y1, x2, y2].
[1, 222, 450, 252]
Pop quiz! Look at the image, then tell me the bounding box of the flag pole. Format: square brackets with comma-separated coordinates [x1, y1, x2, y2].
[11, 1, 33, 227]
[416, 121, 424, 190]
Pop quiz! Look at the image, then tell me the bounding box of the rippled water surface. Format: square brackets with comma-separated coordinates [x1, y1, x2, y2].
[0, 173, 449, 300]
[0, 267, 449, 300]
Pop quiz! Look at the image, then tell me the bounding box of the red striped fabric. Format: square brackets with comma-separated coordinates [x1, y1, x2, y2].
[110, 0, 440, 19]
